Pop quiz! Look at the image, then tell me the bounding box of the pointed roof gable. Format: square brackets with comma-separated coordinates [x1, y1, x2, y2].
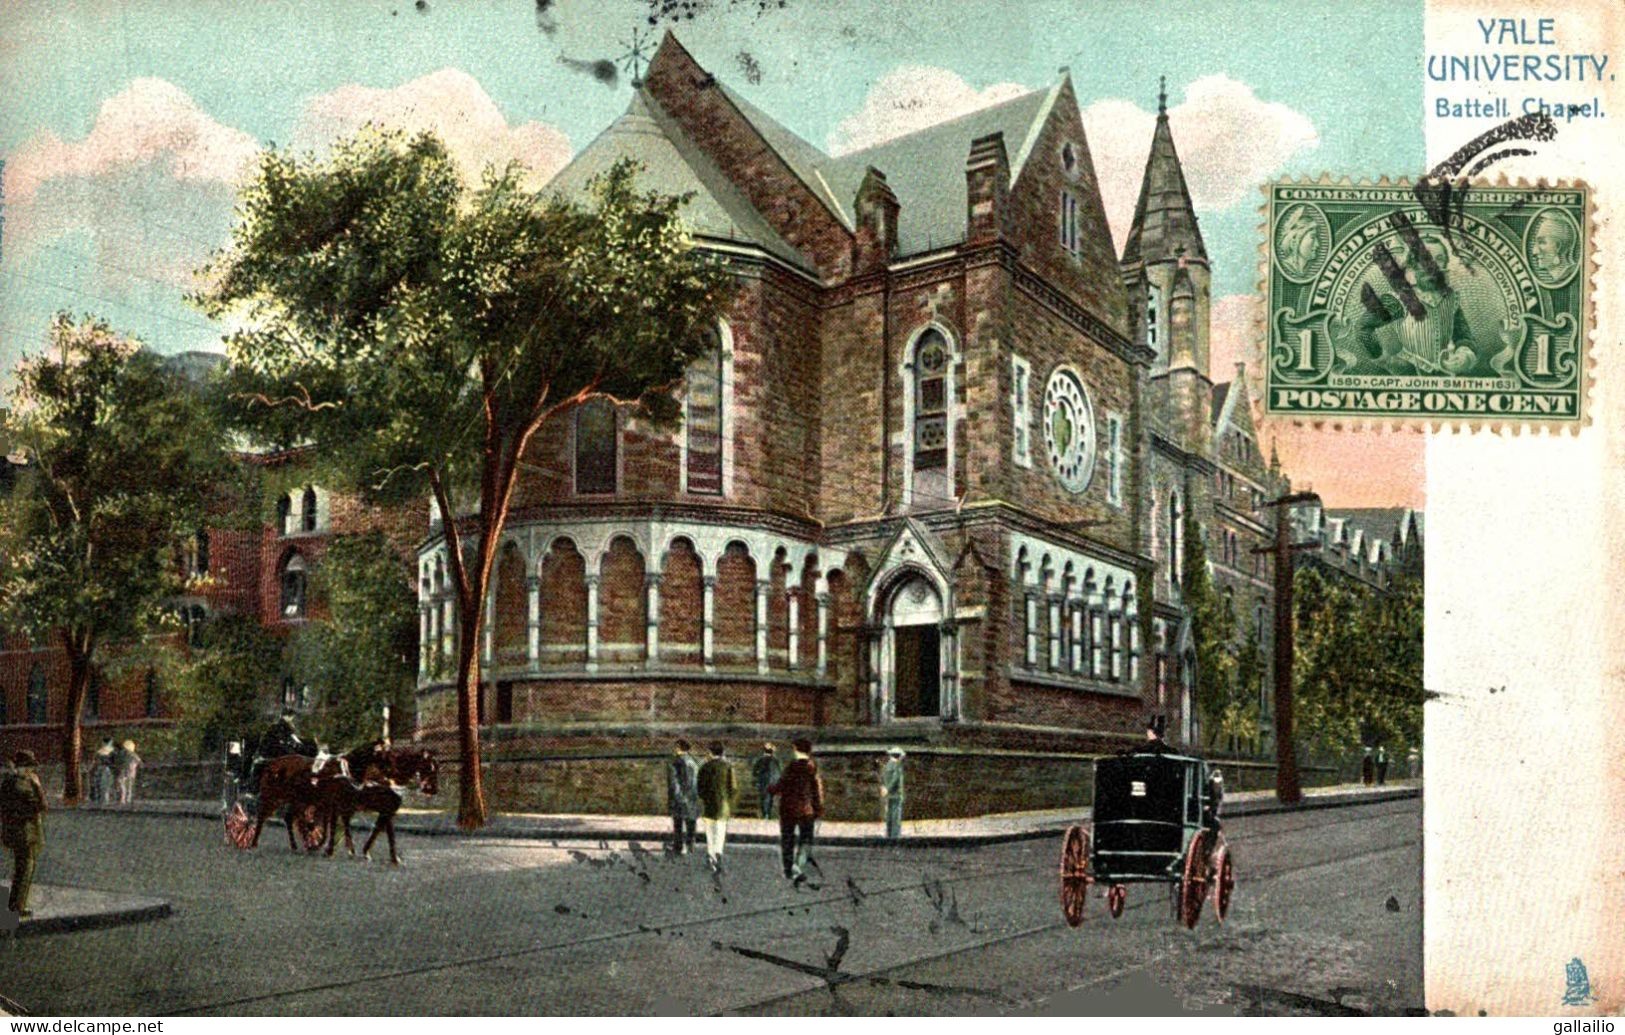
[1121, 87, 1208, 266]
[822, 84, 1058, 255]
[545, 90, 813, 274]
[1212, 367, 1260, 437]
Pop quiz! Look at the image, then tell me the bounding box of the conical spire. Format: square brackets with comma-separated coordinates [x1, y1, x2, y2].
[1121, 79, 1207, 266]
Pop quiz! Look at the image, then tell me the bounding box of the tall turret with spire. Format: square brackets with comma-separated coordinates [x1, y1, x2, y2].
[1122, 77, 1211, 447]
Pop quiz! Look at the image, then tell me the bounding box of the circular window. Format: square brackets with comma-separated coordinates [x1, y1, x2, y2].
[1043, 367, 1097, 493]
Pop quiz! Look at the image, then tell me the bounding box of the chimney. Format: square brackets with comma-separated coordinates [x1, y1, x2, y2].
[965, 132, 1009, 244]
[853, 166, 899, 273]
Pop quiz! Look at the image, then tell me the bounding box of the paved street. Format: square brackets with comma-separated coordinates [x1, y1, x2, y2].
[2, 797, 1420, 1016]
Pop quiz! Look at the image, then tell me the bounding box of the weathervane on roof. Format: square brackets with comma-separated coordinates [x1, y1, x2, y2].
[1158, 75, 1167, 115]
[619, 27, 653, 90]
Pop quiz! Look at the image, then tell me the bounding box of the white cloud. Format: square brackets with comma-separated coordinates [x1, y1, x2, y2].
[4, 78, 260, 201]
[826, 66, 1030, 155]
[291, 68, 572, 189]
[1083, 75, 1319, 251]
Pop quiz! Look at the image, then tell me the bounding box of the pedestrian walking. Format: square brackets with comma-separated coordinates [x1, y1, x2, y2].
[1360, 746, 1374, 786]
[92, 738, 115, 805]
[766, 736, 823, 885]
[1, 751, 47, 919]
[115, 739, 141, 804]
[751, 743, 781, 819]
[666, 739, 699, 855]
[1375, 745, 1389, 786]
[1407, 747, 1420, 779]
[880, 747, 906, 841]
[696, 742, 738, 873]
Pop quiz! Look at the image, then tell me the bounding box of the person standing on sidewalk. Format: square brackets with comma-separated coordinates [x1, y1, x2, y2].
[1360, 746, 1375, 786]
[696, 742, 737, 874]
[751, 743, 780, 819]
[92, 738, 115, 805]
[115, 739, 141, 804]
[1375, 745, 1389, 786]
[1, 751, 46, 919]
[767, 737, 823, 885]
[880, 747, 906, 841]
[667, 740, 699, 855]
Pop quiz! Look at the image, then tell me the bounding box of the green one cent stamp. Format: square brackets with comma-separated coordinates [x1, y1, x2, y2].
[1263, 181, 1590, 425]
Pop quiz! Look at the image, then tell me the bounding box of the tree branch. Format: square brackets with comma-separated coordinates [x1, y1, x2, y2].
[230, 383, 340, 412]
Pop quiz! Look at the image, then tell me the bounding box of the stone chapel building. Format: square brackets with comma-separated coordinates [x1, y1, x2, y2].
[410, 37, 1309, 816]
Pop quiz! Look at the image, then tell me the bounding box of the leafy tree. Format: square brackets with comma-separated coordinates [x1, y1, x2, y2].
[196, 130, 733, 827]
[1181, 511, 1237, 748]
[285, 532, 417, 748]
[0, 315, 223, 802]
[161, 614, 284, 758]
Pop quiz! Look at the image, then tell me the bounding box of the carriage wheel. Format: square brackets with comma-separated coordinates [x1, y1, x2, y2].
[293, 806, 326, 851]
[1107, 884, 1126, 919]
[223, 803, 255, 850]
[1059, 825, 1091, 927]
[1179, 830, 1209, 929]
[1212, 844, 1235, 923]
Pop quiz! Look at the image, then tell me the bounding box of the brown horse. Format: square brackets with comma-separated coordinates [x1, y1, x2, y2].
[248, 753, 341, 852]
[316, 747, 438, 865]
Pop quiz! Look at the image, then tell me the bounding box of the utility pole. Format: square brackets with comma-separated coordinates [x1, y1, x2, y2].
[1256, 491, 1321, 805]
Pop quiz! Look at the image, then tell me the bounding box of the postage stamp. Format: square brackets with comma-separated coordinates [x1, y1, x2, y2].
[1262, 180, 1591, 426]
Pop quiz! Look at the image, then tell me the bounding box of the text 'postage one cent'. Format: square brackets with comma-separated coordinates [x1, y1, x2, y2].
[1263, 182, 1590, 426]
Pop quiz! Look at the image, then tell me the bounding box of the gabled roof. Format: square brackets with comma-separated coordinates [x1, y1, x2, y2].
[1121, 99, 1207, 266]
[1324, 508, 1425, 549]
[821, 83, 1060, 255]
[715, 75, 1062, 257]
[545, 90, 814, 274]
[1211, 383, 1231, 424]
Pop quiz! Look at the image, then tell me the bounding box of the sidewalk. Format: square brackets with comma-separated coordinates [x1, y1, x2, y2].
[82, 780, 1418, 848]
[0, 883, 171, 939]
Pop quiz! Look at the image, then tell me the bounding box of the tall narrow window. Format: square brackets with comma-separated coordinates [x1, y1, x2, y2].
[1170, 491, 1185, 592]
[280, 553, 308, 620]
[193, 528, 209, 576]
[574, 398, 618, 495]
[913, 330, 949, 472]
[1105, 413, 1124, 506]
[1146, 284, 1163, 358]
[27, 665, 47, 725]
[1059, 190, 1079, 254]
[1011, 355, 1032, 468]
[301, 486, 318, 533]
[145, 669, 161, 719]
[276, 494, 292, 536]
[685, 328, 724, 495]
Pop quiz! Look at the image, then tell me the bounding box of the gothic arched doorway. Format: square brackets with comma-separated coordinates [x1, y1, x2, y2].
[886, 573, 943, 720]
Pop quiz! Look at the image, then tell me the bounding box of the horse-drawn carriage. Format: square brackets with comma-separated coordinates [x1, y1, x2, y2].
[222, 726, 439, 864]
[1058, 748, 1235, 928]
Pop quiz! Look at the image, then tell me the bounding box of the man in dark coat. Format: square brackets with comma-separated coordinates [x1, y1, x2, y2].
[1, 751, 47, 918]
[696, 742, 738, 873]
[767, 736, 823, 884]
[667, 739, 699, 855]
[751, 744, 781, 819]
[1375, 745, 1389, 786]
[1124, 715, 1173, 755]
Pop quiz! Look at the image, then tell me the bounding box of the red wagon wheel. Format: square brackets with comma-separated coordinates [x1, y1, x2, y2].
[1212, 843, 1235, 923]
[223, 803, 255, 849]
[1059, 824, 1091, 927]
[1179, 830, 1209, 929]
[1107, 884, 1126, 918]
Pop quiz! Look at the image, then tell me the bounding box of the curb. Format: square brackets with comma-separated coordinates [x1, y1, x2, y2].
[78, 786, 1418, 849]
[5, 899, 172, 940]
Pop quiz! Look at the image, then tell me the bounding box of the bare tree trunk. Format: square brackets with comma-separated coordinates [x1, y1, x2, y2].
[453, 598, 486, 830]
[60, 644, 91, 807]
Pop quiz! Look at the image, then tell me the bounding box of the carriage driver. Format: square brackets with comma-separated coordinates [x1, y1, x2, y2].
[1203, 768, 1225, 832]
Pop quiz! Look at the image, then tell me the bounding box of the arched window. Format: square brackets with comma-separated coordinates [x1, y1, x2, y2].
[913, 330, 949, 473]
[1146, 283, 1163, 359]
[27, 665, 47, 725]
[280, 553, 308, 620]
[276, 494, 292, 536]
[684, 327, 725, 495]
[574, 398, 618, 495]
[301, 485, 318, 533]
[194, 528, 210, 575]
[145, 669, 161, 718]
